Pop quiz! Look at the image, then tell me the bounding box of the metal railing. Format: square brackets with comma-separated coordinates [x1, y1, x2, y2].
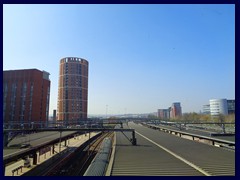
[144, 124, 235, 148]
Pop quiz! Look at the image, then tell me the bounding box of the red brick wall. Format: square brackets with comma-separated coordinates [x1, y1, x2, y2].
[3, 69, 50, 128]
[57, 58, 88, 122]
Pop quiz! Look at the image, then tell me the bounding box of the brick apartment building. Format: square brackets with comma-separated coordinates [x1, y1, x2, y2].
[3, 69, 50, 128]
[57, 57, 88, 124]
[170, 102, 182, 118]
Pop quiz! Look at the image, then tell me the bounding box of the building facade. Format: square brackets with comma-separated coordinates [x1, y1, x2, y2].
[202, 104, 210, 114]
[53, 109, 57, 122]
[157, 109, 169, 119]
[227, 100, 235, 114]
[3, 69, 50, 128]
[57, 57, 88, 124]
[170, 102, 182, 118]
[209, 99, 228, 116]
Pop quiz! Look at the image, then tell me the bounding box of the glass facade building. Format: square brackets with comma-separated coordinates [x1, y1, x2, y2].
[227, 100, 235, 114]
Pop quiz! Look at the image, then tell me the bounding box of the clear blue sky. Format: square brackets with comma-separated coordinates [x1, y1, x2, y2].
[3, 4, 235, 115]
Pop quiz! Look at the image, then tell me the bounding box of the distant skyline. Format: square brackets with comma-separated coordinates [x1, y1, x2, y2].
[3, 4, 235, 115]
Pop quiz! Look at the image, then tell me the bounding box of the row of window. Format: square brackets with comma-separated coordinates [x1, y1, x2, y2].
[3, 82, 49, 122]
[63, 63, 88, 76]
[61, 75, 87, 81]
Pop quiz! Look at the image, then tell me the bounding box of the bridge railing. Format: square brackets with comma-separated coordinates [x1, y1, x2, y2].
[143, 123, 235, 148]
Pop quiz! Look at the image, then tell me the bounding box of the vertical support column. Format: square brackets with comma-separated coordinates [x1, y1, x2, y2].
[32, 152, 38, 165]
[64, 140, 67, 146]
[59, 131, 62, 153]
[88, 131, 91, 155]
[222, 123, 226, 134]
[52, 145, 55, 154]
[132, 131, 137, 145]
[3, 132, 8, 147]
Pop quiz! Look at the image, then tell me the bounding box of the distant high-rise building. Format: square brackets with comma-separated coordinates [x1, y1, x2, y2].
[3, 69, 50, 128]
[209, 99, 228, 116]
[157, 109, 169, 119]
[170, 102, 182, 118]
[227, 100, 235, 114]
[57, 57, 88, 124]
[53, 109, 57, 122]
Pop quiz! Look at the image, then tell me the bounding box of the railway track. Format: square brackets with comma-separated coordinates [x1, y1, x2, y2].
[22, 132, 113, 176]
[65, 132, 113, 176]
[48, 132, 113, 176]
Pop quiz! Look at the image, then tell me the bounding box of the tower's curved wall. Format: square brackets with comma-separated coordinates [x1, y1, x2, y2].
[57, 57, 88, 122]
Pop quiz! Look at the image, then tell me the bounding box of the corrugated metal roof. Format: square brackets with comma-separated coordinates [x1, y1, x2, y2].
[110, 122, 235, 176]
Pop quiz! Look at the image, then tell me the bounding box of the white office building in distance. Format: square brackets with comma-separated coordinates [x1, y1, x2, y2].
[203, 104, 210, 114]
[209, 99, 228, 116]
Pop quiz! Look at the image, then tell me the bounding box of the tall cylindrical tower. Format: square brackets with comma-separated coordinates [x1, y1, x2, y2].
[57, 57, 88, 124]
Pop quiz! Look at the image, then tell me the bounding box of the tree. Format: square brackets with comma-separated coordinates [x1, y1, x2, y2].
[148, 114, 157, 119]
